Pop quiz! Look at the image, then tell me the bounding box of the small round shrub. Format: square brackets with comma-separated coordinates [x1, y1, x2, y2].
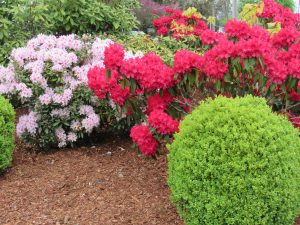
[168, 95, 300, 225]
[0, 96, 15, 172]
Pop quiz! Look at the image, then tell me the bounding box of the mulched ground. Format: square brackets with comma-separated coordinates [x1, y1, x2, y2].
[0, 136, 184, 225]
[0, 109, 299, 225]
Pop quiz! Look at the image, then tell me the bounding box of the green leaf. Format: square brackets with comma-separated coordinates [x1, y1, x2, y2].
[130, 78, 136, 92]
[224, 73, 231, 83]
[215, 80, 221, 91]
[106, 69, 111, 79]
[282, 84, 287, 94]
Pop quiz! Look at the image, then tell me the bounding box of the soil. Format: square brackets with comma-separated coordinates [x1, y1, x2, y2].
[0, 109, 299, 225]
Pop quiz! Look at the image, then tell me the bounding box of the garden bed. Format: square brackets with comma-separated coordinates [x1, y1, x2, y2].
[1, 109, 300, 224]
[0, 135, 183, 224]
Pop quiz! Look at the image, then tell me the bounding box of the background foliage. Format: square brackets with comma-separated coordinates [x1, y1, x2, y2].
[112, 34, 189, 65]
[239, 0, 295, 11]
[0, 0, 140, 65]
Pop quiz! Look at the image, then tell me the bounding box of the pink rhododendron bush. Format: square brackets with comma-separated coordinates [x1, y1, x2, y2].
[87, 0, 300, 156]
[0, 34, 143, 148]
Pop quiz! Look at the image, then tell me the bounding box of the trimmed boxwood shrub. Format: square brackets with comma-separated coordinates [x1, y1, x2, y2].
[168, 95, 300, 225]
[0, 96, 15, 172]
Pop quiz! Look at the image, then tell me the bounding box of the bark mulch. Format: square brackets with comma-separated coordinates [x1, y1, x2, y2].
[0, 136, 184, 225]
[0, 108, 299, 224]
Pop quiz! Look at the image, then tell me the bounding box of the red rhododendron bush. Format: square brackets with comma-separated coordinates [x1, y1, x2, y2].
[88, 0, 300, 156]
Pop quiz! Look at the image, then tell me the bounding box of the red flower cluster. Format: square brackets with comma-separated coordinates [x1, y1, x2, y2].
[173, 50, 202, 74]
[271, 26, 299, 48]
[289, 114, 300, 130]
[290, 89, 300, 101]
[147, 91, 174, 114]
[257, 0, 298, 27]
[200, 30, 225, 45]
[87, 67, 118, 99]
[87, 67, 130, 106]
[121, 53, 174, 91]
[110, 85, 130, 106]
[130, 125, 158, 156]
[249, 25, 270, 41]
[235, 38, 268, 58]
[148, 109, 179, 135]
[104, 43, 124, 70]
[225, 20, 252, 40]
[152, 8, 208, 39]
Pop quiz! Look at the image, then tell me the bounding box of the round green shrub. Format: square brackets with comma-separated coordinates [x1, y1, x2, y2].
[0, 96, 15, 172]
[167, 95, 300, 225]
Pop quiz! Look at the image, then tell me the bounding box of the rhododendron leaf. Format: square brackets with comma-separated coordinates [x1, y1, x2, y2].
[106, 69, 111, 79]
[258, 75, 264, 87]
[195, 70, 200, 86]
[249, 58, 256, 67]
[239, 3, 259, 26]
[282, 84, 287, 94]
[267, 83, 277, 96]
[168, 88, 175, 96]
[53, 121, 60, 127]
[174, 73, 179, 81]
[183, 7, 202, 19]
[289, 78, 298, 90]
[113, 22, 120, 29]
[159, 89, 163, 96]
[66, 24, 71, 31]
[244, 59, 250, 72]
[224, 74, 231, 83]
[188, 73, 195, 84]
[215, 80, 221, 91]
[258, 57, 265, 70]
[267, 22, 281, 35]
[120, 80, 126, 89]
[130, 79, 136, 92]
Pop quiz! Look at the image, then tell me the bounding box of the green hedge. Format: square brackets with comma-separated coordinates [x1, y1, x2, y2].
[0, 96, 15, 172]
[168, 95, 300, 225]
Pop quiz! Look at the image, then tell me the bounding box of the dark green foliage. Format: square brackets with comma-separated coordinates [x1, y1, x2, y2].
[0, 96, 15, 172]
[0, 0, 139, 64]
[168, 95, 300, 225]
[49, 0, 139, 35]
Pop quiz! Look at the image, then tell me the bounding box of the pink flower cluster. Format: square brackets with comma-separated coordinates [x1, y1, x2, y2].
[79, 105, 100, 133]
[55, 128, 78, 148]
[16, 112, 39, 137]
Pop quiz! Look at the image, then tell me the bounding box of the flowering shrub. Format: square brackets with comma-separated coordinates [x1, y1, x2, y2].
[2, 0, 299, 156]
[153, 7, 208, 38]
[0, 34, 143, 148]
[87, 0, 300, 156]
[152, 0, 300, 122]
